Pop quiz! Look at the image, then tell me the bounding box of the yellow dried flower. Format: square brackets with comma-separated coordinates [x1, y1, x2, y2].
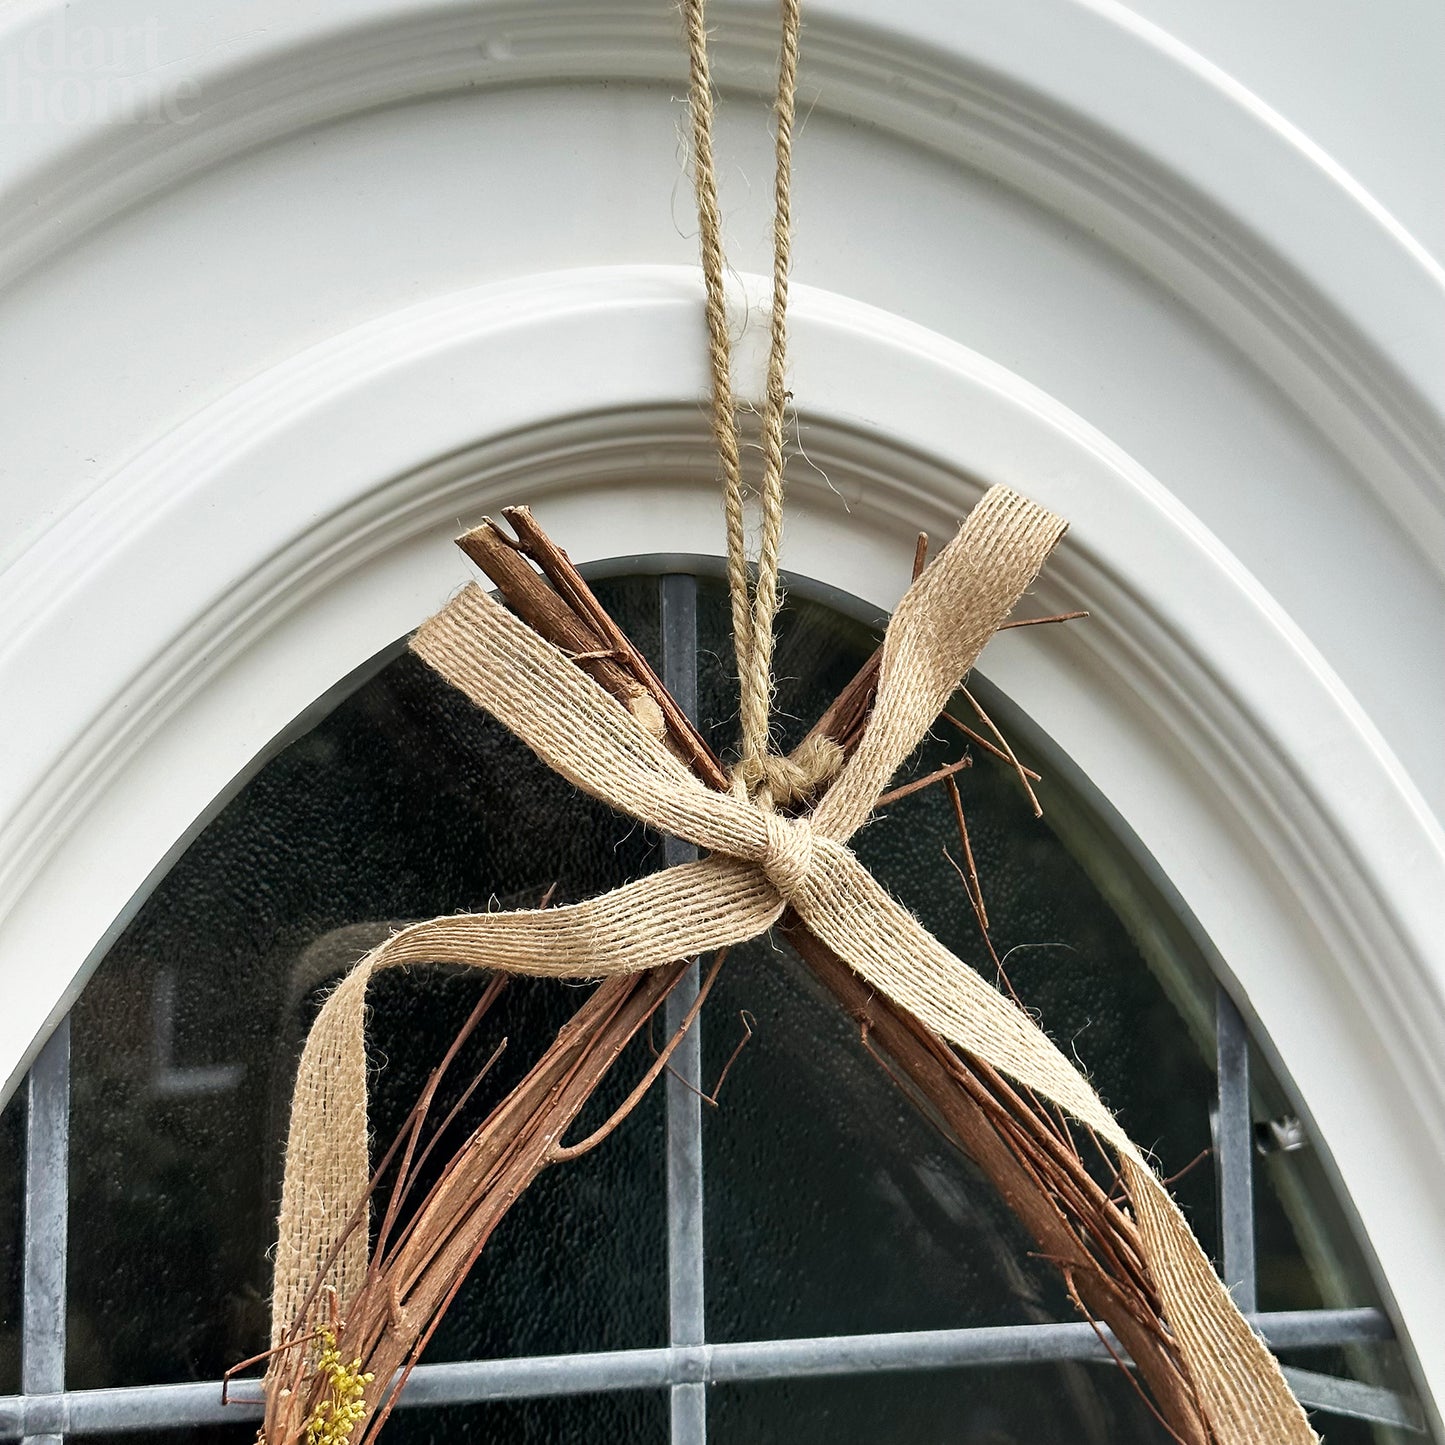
[303, 1329, 375, 1445]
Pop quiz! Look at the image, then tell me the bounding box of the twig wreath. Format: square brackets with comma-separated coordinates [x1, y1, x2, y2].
[240, 2, 1317, 1441]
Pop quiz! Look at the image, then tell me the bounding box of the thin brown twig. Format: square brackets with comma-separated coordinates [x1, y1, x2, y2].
[960, 683, 1042, 817]
[999, 609, 1089, 630]
[1110, 1147, 1212, 1205]
[940, 711, 1043, 782]
[549, 951, 727, 1162]
[222, 1327, 331, 1403]
[911, 532, 929, 581]
[961, 921, 1073, 1149]
[1056, 1264, 1195, 1445]
[387, 1037, 509, 1224]
[374, 976, 509, 1262]
[943, 847, 991, 953]
[372, 1012, 520, 1278]
[874, 755, 973, 807]
[944, 773, 988, 932]
[703, 1009, 755, 1105]
[650, 1001, 755, 1108]
[937, 775, 1024, 1011]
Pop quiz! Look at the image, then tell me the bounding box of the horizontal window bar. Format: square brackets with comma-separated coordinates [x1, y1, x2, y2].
[0, 1308, 1393, 1437]
[1281, 1367, 1427, 1433]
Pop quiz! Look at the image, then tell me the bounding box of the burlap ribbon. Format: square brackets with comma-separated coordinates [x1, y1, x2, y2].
[273, 485, 1314, 1443]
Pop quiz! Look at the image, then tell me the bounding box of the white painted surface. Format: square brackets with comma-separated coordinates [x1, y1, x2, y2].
[0, 0, 1441, 1420]
[1122, 0, 1445, 265]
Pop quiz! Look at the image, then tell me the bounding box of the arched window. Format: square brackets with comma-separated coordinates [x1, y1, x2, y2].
[0, 568, 1427, 1442]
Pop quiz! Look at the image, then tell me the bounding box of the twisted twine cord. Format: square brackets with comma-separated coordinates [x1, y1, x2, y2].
[683, 0, 804, 809]
[681, 0, 750, 719]
[746, 0, 801, 800]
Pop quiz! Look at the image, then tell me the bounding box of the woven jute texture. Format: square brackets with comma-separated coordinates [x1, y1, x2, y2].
[272, 486, 1314, 1443]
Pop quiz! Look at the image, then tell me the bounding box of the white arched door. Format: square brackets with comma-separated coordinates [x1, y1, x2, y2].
[1, 1, 1442, 1434]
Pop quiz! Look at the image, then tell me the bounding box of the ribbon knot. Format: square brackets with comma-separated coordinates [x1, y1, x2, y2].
[759, 811, 815, 900]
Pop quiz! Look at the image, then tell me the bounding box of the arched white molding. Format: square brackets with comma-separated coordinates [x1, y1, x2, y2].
[0, 0, 1441, 571]
[0, 268, 1442, 1412]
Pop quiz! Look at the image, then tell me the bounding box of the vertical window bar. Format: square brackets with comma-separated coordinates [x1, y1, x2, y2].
[22, 1016, 70, 1445]
[660, 575, 707, 1445]
[1215, 987, 1257, 1313]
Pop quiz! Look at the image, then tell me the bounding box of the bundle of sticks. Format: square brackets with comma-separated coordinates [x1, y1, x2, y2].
[242, 508, 1209, 1445]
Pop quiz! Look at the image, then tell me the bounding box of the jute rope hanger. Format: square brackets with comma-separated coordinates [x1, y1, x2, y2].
[683, 0, 816, 810]
[268, 2, 1317, 1440]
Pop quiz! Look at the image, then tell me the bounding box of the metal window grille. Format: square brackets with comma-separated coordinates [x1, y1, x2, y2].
[0, 574, 1427, 1441]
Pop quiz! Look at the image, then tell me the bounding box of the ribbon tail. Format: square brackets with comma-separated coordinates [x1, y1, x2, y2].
[272, 856, 781, 1347]
[811, 487, 1068, 843]
[792, 842, 1316, 1445]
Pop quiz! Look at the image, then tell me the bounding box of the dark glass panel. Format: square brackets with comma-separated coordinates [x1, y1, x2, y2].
[81, 1426, 258, 1445]
[708, 1366, 1176, 1445]
[377, 1390, 669, 1445]
[62, 580, 666, 1388]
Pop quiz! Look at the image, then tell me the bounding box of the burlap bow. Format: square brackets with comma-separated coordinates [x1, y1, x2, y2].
[273, 485, 1313, 1443]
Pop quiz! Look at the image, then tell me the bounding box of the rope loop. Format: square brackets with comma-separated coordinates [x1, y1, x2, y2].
[730, 734, 844, 810]
[683, 0, 804, 800]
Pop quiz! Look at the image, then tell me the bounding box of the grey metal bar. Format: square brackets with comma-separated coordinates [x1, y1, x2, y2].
[1249, 1307, 1395, 1348]
[0, 1309, 1396, 1437]
[664, 955, 705, 1339]
[660, 573, 706, 1445]
[22, 1018, 70, 1445]
[1216, 986, 1257, 1312]
[1282, 1367, 1427, 1433]
[670, 1382, 706, 1442]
